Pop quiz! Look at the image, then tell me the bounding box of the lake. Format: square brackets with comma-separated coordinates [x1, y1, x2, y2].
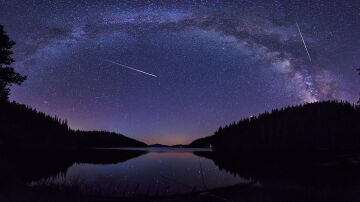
[3, 147, 360, 201]
[28, 148, 253, 197]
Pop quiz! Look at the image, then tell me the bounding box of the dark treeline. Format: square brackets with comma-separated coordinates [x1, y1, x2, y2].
[190, 101, 360, 154]
[73, 130, 147, 148]
[0, 101, 147, 152]
[0, 101, 72, 151]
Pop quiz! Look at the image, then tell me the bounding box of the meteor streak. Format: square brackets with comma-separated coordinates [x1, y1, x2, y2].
[296, 22, 312, 62]
[104, 59, 158, 78]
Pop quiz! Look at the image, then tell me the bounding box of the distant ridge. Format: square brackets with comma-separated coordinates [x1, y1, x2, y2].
[149, 144, 186, 148]
[189, 101, 360, 154]
[149, 144, 170, 147]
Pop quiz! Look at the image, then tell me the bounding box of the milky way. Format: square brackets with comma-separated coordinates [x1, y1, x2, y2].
[1, 0, 359, 144]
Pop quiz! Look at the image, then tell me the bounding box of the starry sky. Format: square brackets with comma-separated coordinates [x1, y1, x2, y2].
[1, 0, 359, 145]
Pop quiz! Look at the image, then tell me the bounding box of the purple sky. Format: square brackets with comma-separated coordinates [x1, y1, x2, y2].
[1, 0, 359, 144]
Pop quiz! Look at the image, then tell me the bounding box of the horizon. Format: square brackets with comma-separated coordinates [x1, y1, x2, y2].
[1, 0, 360, 145]
[6, 99, 355, 146]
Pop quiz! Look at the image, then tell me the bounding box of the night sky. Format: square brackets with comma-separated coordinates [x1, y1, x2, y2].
[1, 0, 359, 145]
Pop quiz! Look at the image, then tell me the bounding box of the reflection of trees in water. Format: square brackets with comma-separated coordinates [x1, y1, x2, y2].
[2, 149, 147, 183]
[193, 151, 360, 185]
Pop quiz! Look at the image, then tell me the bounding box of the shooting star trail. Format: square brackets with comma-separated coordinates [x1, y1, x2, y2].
[296, 22, 312, 62]
[104, 59, 158, 78]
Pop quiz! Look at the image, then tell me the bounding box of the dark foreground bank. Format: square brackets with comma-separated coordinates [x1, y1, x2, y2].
[1, 175, 360, 202]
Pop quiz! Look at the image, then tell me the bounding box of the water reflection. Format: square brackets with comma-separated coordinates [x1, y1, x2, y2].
[3, 148, 360, 200]
[194, 151, 360, 185]
[4, 149, 147, 183]
[28, 148, 251, 197]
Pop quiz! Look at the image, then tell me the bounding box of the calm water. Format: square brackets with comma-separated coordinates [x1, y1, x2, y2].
[29, 148, 252, 197]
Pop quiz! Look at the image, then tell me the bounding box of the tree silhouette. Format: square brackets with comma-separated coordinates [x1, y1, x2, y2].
[190, 101, 360, 154]
[0, 101, 147, 151]
[0, 25, 26, 102]
[358, 68, 360, 104]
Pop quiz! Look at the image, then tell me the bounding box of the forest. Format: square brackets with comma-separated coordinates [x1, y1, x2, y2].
[190, 101, 360, 154]
[0, 101, 147, 152]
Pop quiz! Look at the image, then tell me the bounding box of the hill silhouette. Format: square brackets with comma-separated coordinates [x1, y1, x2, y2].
[149, 144, 170, 147]
[0, 101, 147, 152]
[190, 101, 360, 154]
